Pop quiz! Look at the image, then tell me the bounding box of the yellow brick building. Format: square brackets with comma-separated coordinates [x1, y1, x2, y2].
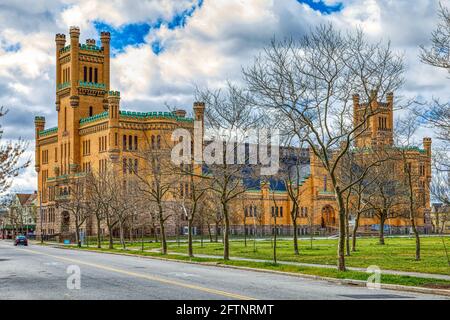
[228, 93, 433, 236]
[35, 27, 203, 240]
[35, 28, 433, 240]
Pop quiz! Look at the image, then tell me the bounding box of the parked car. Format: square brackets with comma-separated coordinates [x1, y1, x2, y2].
[14, 235, 28, 246]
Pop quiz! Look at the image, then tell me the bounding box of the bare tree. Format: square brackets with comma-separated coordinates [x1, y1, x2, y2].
[134, 133, 178, 255]
[109, 175, 134, 250]
[0, 108, 30, 194]
[279, 145, 308, 255]
[418, 2, 449, 175]
[244, 24, 405, 270]
[396, 115, 424, 261]
[195, 83, 262, 260]
[85, 171, 106, 248]
[364, 160, 409, 245]
[56, 175, 90, 247]
[175, 164, 208, 257]
[420, 2, 450, 72]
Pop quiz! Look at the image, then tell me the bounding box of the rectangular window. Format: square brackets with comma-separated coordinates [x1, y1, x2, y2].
[129, 135, 133, 150]
[134, 136, 138, 150]
[123, 135, 127, 151]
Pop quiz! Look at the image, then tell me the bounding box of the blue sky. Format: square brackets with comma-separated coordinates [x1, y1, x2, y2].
[92, 0, 341, 55]
[297, 0, 344, 14]
[0, 0, 448, 192]
[93, 0, 204, 55]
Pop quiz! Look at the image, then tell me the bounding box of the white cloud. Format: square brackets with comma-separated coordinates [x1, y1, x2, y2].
[0, 0, 448, 192]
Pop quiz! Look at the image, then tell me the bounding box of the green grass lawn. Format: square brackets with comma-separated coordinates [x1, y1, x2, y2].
[81, 235, 450, 275]
[69, 245, 450, 289]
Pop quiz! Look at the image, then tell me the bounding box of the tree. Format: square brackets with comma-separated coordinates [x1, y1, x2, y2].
[98, 165, 119, 249]
[279, 145, 308, 255]
[134, 133, 178, 255]
[85, 171, 106, 248]
[244, 24, 405, 270]
[56, 175, 90, 247]
[0, 107, 30, 194]
[109, 173, 134, 250]
[364, 160, 409, 245]
[175, 163, 208, 257]
[420, 2, 450, 72]
[195, 83, 263, 260]
[418, 2, 449, 184]
[396, 115, 424, 261]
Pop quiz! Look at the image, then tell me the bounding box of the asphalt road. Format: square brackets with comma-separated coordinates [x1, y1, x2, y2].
[0, 240, 447, 300]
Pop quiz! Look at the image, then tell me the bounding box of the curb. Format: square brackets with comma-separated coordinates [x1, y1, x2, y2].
[36, 242, 450, 298]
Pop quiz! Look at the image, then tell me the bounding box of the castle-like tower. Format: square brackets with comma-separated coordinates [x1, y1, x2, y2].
[353, 91, 394, 149]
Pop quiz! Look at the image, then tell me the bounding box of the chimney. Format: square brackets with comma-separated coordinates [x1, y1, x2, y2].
[173, 109, 186, 118]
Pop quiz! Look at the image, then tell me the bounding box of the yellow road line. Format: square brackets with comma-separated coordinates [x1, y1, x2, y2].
[20, 247, 256, 300]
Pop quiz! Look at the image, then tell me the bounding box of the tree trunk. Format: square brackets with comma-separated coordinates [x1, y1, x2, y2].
[336, 190, 346, 271]
[406, 160, 420, 261]
[207, 222, 213, 242]
[96, 216, 102, 249]
[119, 222, 126, 250]
[243, 218, 247, 247]
[75, 216, 81, 248]
[410, 214, 421, 261]
[292, 217, 299, 255]
[108, 227, 114, 249]
[215, 223, 219, 243]
[379, 215, 386, 245]
[351, 212, 361, 252]
[273, 219, 277, 264]
[75, 227, 81, 248]
[188, 218, 194, 257]
[345, 211, 351, 256]
[223, 202, 230, 260]
[157, 203, 167, 255]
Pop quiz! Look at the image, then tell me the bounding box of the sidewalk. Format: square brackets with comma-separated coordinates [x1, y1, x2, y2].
[137, 247, 450, 281]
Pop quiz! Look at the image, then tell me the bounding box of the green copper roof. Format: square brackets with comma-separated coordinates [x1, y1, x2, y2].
[79, 109, 194, 125]
[396, 146, 427, 154]
[60, 45, 70, 54]
[109, 90, 120, 96]
[79, 43, 102, 53]
[79, 111, 108, 125]
[39, 127, 58, 137]
[79, 81, 106, 89]
[57, 82, 70, 90]
[119, 110, 194, 122]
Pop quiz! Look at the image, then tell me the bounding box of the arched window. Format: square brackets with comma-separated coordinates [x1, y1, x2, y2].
[83, 66, 87, 82]
[151, 135, 155, 149]
[89, 67, 92, 82]
[157, 135, 161, 149]
[94, 68, 98, 83]
[89, 106, 93, 117]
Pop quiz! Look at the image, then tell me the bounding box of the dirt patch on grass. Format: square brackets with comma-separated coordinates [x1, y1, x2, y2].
[422, 283, 450, 289]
